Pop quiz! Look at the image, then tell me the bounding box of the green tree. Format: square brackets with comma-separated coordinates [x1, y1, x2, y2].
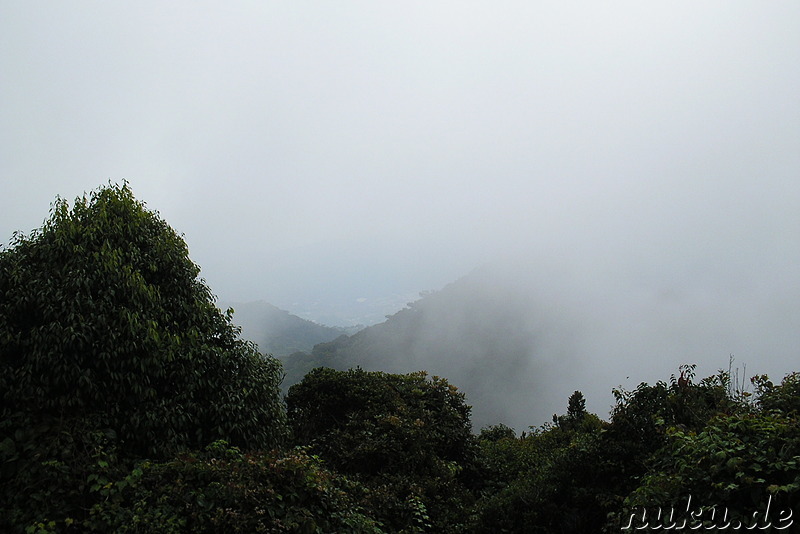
[286, 367, 479, 533]
[85, 441, 383, 534]
[552, 390, 591, 432]
[0, 183, 287, 531]
[622, 410, 799, 528]
[617, 372, 800, 529]
[477, 423, 516, 443]
[753, 372, 800, 415]
[470, 368, 746, 533]
[567, 390, 586, 419]
[470, 392, 606, 533]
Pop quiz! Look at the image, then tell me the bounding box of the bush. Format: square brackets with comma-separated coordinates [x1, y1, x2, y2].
[469, 394, 609, 533]
[622, 410, 800, 529]
[86, 441, 383, 533]
[286, 367, 479, 533]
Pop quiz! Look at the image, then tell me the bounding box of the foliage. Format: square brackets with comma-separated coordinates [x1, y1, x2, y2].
[0, 183, 287, 532]
[469, 392, 609, 533]
[0, 414, 125, 533]
[477, 424, 516, 443]
[552, 391, 599, 433]
[622, 410, 800, 527]
[469, 367, 773, 534]
[83, 441, 383, 533]
[753, 372, 800, 415]
[604, 364, 746, 479]
[286, 367, 479, 533]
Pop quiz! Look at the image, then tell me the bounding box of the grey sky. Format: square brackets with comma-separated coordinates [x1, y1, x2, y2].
[2, 2, 799, 399]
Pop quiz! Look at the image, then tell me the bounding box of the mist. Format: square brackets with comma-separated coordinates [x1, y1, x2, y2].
[466, 253, 799, 428]
[2, 3, 798, 428]
[298, 251, 798, 431]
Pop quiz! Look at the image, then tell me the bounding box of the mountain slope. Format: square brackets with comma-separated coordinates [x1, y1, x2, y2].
[226, 301, 352, 358]
[286, 265, 578, 431]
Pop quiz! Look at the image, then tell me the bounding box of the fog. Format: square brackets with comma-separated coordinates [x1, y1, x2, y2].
[466, 255, 799, 426]
[2, 2, 798, 423]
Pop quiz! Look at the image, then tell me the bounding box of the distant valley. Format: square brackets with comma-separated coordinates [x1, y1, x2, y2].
[226, 256, 798, 434]
[226, 267, 577, 431]
[224, 300, 361, 358]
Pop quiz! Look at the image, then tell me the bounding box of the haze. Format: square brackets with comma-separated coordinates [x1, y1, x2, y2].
[2, 2, 798, 420]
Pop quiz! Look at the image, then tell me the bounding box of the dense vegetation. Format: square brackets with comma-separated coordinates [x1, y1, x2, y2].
[0, 185, 286, 531]
[287, 367, 480, 533]
[1, 184, 798, 532]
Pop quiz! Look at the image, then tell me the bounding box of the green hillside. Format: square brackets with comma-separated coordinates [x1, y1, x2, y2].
[280, 267, 551, 429]
[225, 300, 354, 358]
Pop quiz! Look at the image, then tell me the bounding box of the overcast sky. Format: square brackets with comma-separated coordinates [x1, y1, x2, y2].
[2, 2, 799, 388]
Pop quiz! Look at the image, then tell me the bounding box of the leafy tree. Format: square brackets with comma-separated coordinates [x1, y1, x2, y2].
[477, 424, 516, 443]
[753, 372, 800, 415]
[84, 441, 383, 533]
[286, 367, 479, 533]
[0, 183, 287, 531]
[603, 365, 745, 480]
[567, 390, 586, 418]
[0, 415, 125, 533]
[552, 390, 592, 432]
[470, 392, 607, 533]
[470, 368, 754, 533]
[622, 410, 800, 528]
[594, 365, 799, 531]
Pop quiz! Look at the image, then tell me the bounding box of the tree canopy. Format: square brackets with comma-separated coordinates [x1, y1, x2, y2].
[0, 184, 287, 531]
[287, 367, 480, 533]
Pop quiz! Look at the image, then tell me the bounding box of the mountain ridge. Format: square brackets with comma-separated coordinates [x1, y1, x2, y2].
[224, 300, 360, 358]
[278, 266, 574, 430]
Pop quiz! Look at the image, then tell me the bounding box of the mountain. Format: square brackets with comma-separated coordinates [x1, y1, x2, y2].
[225, 301, 357, 358]
[281, 265, 578, 431]
[279, 252, 798, 433]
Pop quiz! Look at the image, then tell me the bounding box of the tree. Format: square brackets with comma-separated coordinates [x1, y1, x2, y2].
[470, 392, 607, 533]
[567, 390, 586, 420]
[619, 374, 800, 529]
[622, 411, 800, 528]
[286, 367, 479, 533]
[552, 390, 590, 432]
[0, 183, 287, 531]
[85, 441, 383, 534]
[753, 372, 800, 416]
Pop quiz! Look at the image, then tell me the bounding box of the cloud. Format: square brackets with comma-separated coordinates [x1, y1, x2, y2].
[1, 3, 798, 413]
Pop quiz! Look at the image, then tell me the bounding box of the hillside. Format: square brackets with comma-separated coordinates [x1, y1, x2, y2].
[225, 301, 356, 358]
[282, 265, 575, 430]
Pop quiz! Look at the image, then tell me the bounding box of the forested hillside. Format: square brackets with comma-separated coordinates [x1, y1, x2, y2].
[280, 267, 571, 430]
[2, 185, 798, 533]
[223, 300, 354, 358]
